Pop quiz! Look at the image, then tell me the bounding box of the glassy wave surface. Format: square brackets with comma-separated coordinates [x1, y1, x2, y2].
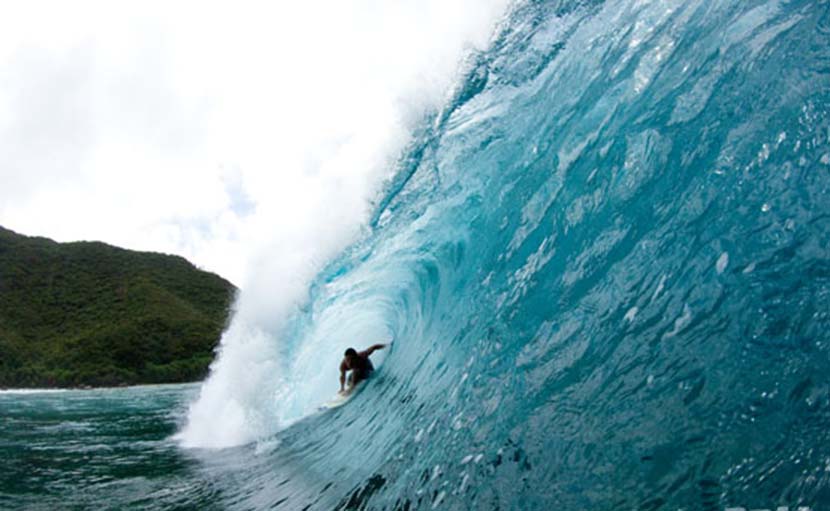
[4, 0, 830, 509]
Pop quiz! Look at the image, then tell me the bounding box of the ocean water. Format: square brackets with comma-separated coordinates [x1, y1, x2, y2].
[3, 0, 830, 509]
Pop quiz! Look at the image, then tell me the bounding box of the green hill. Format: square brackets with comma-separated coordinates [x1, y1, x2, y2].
[0, 226, 236, 387]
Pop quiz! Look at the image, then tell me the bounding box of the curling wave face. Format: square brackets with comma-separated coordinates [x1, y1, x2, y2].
[185, 0, 830, 509]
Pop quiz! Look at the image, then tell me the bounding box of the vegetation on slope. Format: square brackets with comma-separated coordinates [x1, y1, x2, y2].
[0, 226, 236, 387]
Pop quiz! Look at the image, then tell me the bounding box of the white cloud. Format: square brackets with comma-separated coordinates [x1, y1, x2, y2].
[0, 0, 509, 287]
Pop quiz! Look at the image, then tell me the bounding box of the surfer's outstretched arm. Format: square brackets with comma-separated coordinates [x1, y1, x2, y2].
[360, 343, 388, 357]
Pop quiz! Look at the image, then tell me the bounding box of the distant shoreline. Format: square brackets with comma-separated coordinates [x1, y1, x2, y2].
[0, 381, 203, 394]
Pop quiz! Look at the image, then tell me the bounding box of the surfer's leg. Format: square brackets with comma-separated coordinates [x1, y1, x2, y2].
[349, 370, 368, 388]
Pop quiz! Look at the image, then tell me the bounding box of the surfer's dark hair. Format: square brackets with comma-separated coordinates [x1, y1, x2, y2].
[345, 348, 357, 357]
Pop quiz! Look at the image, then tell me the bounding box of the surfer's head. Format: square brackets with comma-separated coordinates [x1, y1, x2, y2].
[344, 348, 358, 368]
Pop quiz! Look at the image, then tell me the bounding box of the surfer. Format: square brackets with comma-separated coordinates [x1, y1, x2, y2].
[339, 344, 387, 394]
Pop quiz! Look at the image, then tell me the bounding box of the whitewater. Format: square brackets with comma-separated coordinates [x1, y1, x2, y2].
[3, 0, 830, 509]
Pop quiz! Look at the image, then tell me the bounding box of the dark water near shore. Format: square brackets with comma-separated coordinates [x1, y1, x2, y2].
[0, 386, 207, 510]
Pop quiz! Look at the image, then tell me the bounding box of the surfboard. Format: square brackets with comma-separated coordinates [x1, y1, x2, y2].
[319, 383, 361, 410]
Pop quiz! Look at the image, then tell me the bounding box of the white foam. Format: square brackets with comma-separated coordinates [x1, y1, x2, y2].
[432, 490, 446, 509]
[716, 251, 729, 274]
[0, 388, 69, 394]
[177, 0, 511, 449]
[664, 303, 693, 339]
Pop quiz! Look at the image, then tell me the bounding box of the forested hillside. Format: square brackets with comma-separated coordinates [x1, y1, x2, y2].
[0, 226, 236, 387]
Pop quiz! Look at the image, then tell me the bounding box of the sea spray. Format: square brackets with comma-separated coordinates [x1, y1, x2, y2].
[178, 0, 512, 449]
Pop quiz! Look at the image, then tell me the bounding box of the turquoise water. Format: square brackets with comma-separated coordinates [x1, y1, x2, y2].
[4, 0, 830, 509]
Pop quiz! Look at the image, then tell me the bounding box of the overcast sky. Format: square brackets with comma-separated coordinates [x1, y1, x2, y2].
[0, 0, 509, 287]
